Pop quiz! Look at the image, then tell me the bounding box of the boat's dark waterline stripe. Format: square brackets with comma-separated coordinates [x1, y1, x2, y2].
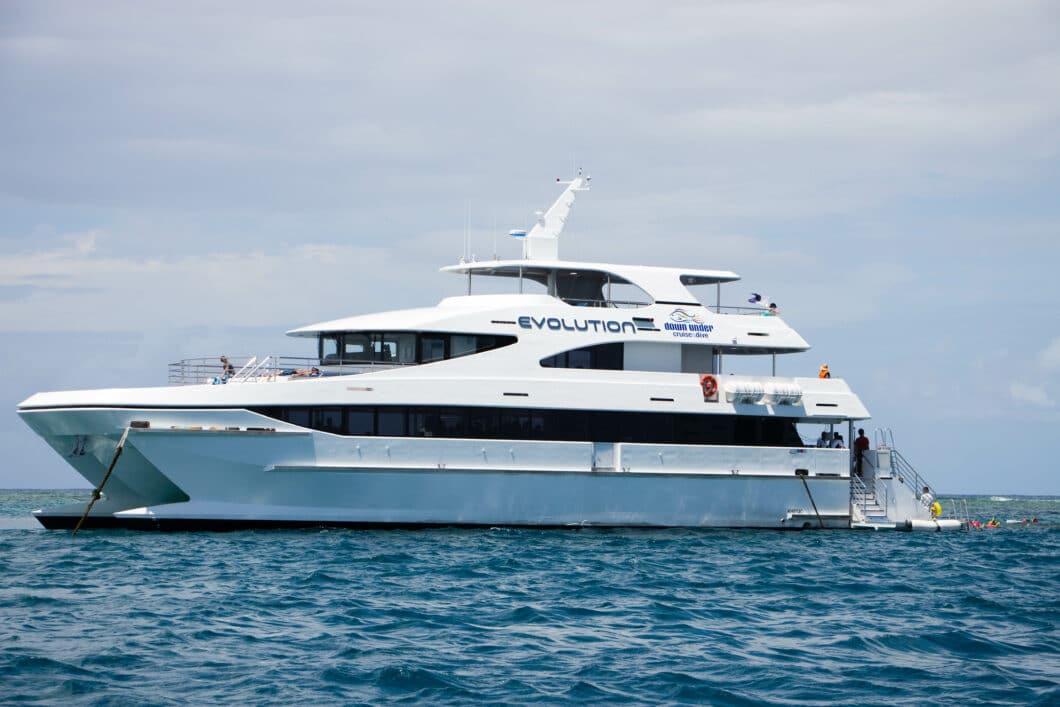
[19, 404, 248, 412]
[36, 515, 848, 532]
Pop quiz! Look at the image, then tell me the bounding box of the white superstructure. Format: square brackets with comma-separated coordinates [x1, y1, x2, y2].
[18, 177, 951, 530]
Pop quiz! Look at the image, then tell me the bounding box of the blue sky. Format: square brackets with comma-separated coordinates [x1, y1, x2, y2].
[1, 0, 1058, 493]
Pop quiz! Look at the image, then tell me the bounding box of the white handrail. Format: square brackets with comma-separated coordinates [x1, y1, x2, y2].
[167, 354, 421, 385]
[232, 356, 257, 380]
[236, 355, 271, 382]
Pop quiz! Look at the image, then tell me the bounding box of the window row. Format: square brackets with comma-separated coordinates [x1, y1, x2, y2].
[318, 332, 516, 365]
[250, 405, 806, 446]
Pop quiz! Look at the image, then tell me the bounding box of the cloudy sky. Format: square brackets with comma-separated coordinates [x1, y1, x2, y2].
[2, 0, 1058, 493]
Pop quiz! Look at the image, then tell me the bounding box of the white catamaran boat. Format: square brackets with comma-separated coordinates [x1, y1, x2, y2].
[18, 176, 958, 531]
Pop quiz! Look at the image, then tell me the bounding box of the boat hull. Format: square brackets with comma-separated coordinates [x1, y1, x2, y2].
[21, 408, 853, 530]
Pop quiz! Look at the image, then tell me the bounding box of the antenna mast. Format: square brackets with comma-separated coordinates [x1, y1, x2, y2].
[519, 170, 591, 261]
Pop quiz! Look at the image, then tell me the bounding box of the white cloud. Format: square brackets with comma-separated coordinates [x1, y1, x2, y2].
[1038, 336, 1060, 369]
[1009, 382, 1055, 408]
[0, 230, 432, 332]
[666, 92, 1047, 146]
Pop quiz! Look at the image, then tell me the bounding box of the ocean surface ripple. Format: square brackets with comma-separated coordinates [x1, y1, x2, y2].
[1, 491, 1057, 705]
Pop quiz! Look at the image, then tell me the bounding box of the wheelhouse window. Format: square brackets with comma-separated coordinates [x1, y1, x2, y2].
[321, 336, 341, 363]
[382, 333, 417, 363]
[421, 335, 447, 363]
[342, 333, 370, 362]
[450, 335, 479, 358]
[318, 332, 516, 366]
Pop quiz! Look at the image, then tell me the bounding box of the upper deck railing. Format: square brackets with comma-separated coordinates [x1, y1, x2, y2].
[711, 305, 779, 316]
[559, 299, 780, 314]
[167, 355, 414, 386]
[562, 297, 652, 308]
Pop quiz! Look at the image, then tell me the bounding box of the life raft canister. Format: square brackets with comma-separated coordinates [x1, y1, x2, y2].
[700, 374, 718, 399]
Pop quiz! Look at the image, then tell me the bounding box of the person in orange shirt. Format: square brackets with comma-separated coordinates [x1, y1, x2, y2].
[819, 364, 830, 378]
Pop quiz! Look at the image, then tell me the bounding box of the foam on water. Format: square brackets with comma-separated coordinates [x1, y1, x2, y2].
[1, 490, 1058, 705]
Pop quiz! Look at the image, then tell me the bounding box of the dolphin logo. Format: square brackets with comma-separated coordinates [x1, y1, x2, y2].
[669, 308, 704, 325]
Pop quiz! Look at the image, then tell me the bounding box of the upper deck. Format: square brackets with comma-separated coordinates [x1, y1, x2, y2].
[441, 259, 740, 308]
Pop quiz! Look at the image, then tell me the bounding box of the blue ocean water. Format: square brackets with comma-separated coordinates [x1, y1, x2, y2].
[1, 491, 1057, 705]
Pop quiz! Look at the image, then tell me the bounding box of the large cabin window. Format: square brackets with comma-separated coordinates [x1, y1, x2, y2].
[318, 332, 516, 366]
[342, 333, 370, 362]
[345, 409, 374, 435]
[251, 404, 807, 447]
[313, 407, 343, 434]
[383, 333, 417, 363]
[421, 335, 447, 363]
[377, 408, 407, 436]
[321, 336, 341, 363]
[541, 342, 624, 370]
[338, 333, 416, 363]
[450, 335, 479, 358]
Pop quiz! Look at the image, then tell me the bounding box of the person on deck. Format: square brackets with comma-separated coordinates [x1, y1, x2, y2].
[220, 355, 235, 379]
[854, 428, 870, 476]
[819, 364, 831, 379]
[816, 431, 831, 448]
[920, 487, 935, 508]
[831, 433, 845, 449]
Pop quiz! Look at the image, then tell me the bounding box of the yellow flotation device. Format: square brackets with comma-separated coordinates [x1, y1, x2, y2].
[929, 501, 942, 518]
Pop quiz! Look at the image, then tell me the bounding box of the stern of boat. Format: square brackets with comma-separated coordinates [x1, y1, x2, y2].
[850, 438, 963, 531]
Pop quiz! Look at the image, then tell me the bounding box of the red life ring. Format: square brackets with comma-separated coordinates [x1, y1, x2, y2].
[700, 374, 718, 398]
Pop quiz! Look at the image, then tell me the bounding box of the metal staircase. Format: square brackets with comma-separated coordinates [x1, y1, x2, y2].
[850, 473, 889, 523]
[849, 428, 964, 530]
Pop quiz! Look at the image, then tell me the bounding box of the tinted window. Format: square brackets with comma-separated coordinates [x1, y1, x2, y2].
[421, 336, 447, 363]
[468, 408, 500, 438]
[286, 408, 310, 427]
[677, 413, 732, 444]
[250, 405, 806, 447]
[450, 335, 478, 358]
[541, 352, 565, 368]
[377, 408, 406, 436]
[346, 409, 374, 435]
[320, 336, 341, 365]
[318, 332, 516, 366]
[313, 407, 343, 433]
[594, 343, 623, 370]
[437, 408, 466, 437]
[500, 410, 532, 437]
[343, 333, 372, 362]
[568, 349, 591, 369]
[540, 343, 624, 371]
[408, 408, 435, 437]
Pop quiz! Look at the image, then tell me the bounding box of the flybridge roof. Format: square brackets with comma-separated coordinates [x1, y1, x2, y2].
[441, 260, 740, 305]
